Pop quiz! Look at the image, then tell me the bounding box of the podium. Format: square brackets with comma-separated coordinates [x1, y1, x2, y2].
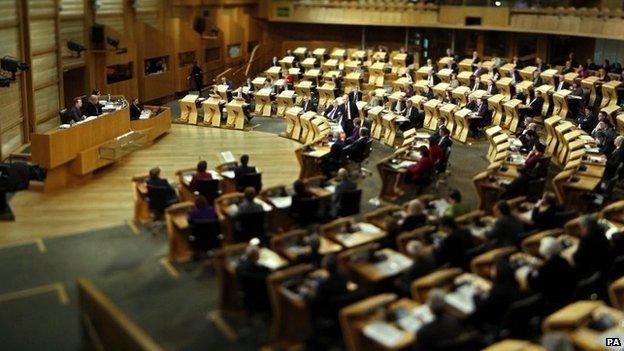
[439, 103, 459, 138]
[368, 62, 386, 87]
[515, 81, 533, 101]
[409, 95, 427, 109]
[284, 106, 303, 140]
[502, 99, 522, 133]
[436, 68, 454, 83]
[601, 80, 622, 109]
[311, 116, 331, 141]
[485, 126, 509, 162]
[266, 66, 282, 82]
[535, 84, 554, 117]
[225, 97, 247, 130]
[381, 112, 398, 146]
[438, 56, 453, 68]
[279, 56, 295, 70]
[519, 66, 537, 81]
[415, 66, 431, 81]
[322, 59, 339, 71]
[553, 89, 571, 118]
[254, 88, 273, 117]
[301, 57, 317, 70]
[323, 70, 341, 83]
[388, 91, 406, 105]
[601, 104, 621, 127]
[487, 94, 507, 127]
[413, 80, 429, 96]
[453, 108, 471, 143]
[344, 72, 362, 94]
[452, 86, 471, 107]
[178, 94, 199, 124]
[495, 77, 513, 99]
[372, 51, 387, 62]
[540, 69, 558, 86]
[391, 53, 407, 75]
[252, 77, 267, 90]
[344, 60, 361, 74]
[216, 84, 230, 100]
[581, 76, 600, 106]
[564, 72, 579, 84]
[499, 63, 515, 77]
[312, 48, 327, 63]
[424, 99, 441, 130]
[368, 106, 385, 140]
[330, 49, 346, 61]
[457, 71, 472, 86]
[617, 113, 624, 135]
[458, 59, 473, 72]
[299, 111, 318, 144]
[433, 83, 450, 100]
[277, 90, 296, 117]
[294, 81, 313, 105]
[304, 68, 321, 84]
[392, 77, 411, 92]
[202, 95, 223, 127]
[318, 83, 336, 110]
[293, 47, 308, 60]
[544, 116, 562, 156]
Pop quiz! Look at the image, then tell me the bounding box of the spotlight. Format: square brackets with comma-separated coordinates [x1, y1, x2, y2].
[0, 78, 9, 88]
[106, 36, 120, 50]
[494, 1, 502, 6]
[67, 39, 87, 58]
[1, 56, 29, 80]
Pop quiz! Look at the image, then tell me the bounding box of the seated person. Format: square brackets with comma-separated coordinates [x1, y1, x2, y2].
[391, 96, 407, 115]
[434, 216, 474, 269]
[406, 146, 434, 185]
[428, 117, 448, 145]
[602, 136, 624, 183]
[523, 142, 546, 171]
[332, 168, 357, 216]
[190, 160, 213, 189]
[235, 245, 272, 315]
[573, 215, 614, 280]
[64, 98, 85, 124]
[444, 189, 471, 218]
[527, 237, 576, 309]
[292, 179, 313, 202]
[381, 216, 402, 250]
[187, 195, 217, 222]
[519, 91, 545, 124]
[346, 118, 362, 143]
[234, 154, 257, 189]
[394, 241, 436, 296]
[595, 131, 615, 156]
[130, 98, 142, 120]
[321, 131, 346, 177]
[146, 166, 178, 203]
[414, 289, 468, 351]
[294, 234, 323, 266]
[83, 95, 102, 116]
[485, 200, 524, 248]
[301, 95, 317, 112]
[344, 127, 370, 160]
[469, 98, 491, 137]
[519, 128, 539, 153]
[577, 106, 598, 134]
[529, 192, 561, 231]
[234, 187, 263, 217]
[308, 254, 350, 319]
[471, 258, 520, 329]
[400, 199, 427, 232]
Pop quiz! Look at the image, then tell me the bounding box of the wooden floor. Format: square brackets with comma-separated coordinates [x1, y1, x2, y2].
[0, 124, 301, 245]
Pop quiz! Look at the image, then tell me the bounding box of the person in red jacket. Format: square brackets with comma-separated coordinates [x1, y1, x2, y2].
[407, 146, 433, 185]
[190, 160, 212, 189]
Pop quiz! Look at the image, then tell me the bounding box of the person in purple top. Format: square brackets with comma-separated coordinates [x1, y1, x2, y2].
[187, 195, 217, 223]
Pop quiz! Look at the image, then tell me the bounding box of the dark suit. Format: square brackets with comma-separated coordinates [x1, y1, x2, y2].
[437, 135, 453, 154]
[324, 105, 340, 121]
[146, 177, 177, 202]
[577, 112, 598, 134]
[340, 102, 358, 135]
[522, 97, 544, 120]
[234, 165, 257, 181]
[485, 84, 498, 95]
[83, 101, 102, 117]
[434, 228, 474, 269]
[405, 105, 423, 129]
[532, 77, 544, 88]
[66, 106, 84, 123]
[414, 314, 465, 351]
[531, 205, 559, 230]
[529, 255, 575, 306]
[332, 179, 357, 213]
[301, 99, 317, 112]
[344, 136, 369, 160]
[348, 90, 363, 103]
[130, 103, 142, 120]
[486, 215, 524, 247]
[573, 227, 614, 280]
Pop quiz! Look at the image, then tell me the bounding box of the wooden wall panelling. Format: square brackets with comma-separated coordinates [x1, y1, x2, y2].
[169, 18, 203, 92]
[0, 19, 25, 160]
[135, 22, 175, 102]
[0, 0, 19, 28]
[94, 26, 139, 99]
[59, 0, 84, 17]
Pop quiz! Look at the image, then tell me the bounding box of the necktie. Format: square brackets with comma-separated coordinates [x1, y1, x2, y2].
[304, 101, 308, 110]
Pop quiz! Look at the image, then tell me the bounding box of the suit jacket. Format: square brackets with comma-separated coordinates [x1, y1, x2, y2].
[332, 179, 357, 207]
[573, 229, 614, 279]
[130, 104, 142, 120]
[345, 136, 369, 159]
[391, 100, 406, 114]
[527, 97, 544, 116]
[83, 101, 102, 117]
[486, 84, 498, 95]
[422, 90, 434, 100]
[529, 255, 575, 304]
[605, 147, 624, 179]
[510, 71, 522, 84]
[532, 77, 544, 88]
[324, 105, 340, 120]
[577, 112, 598, 134]
[301, 99, 317, 112]
[348, 90, 363, 103]
[486, 215, 524, 247]
[236, 199, 264, 216]
[556, 81, 569, 91]
[67, 106, 84, 123]
[234, 165, 257, 180]
[475, 103, 489, 117]
[414, 314, 465, 351]
[437, 135, 453, 153]
[470, 82, 482, 92]
[434, 228, 474, 269]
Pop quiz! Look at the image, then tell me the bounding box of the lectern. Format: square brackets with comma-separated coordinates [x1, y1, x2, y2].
[368, 106, 385, 140]
[535, 85, 554, 117]
[518, 66, 537, 81]
[452, 86, 471, 107]
[487, 94, 507, 127]
[344, 72, 362, 93]
[299, 111, 318, 144]
[495, 77, 513, 99]
[301, 57, 317, 70]
[312, 48, 328, 63]
[457, 71, 472, 86]
[226, 97, 247, 130]
[344, 60, 361, 75]
[433, 83, 450, 100]
[502, 99, 522, 133]
[388, 91, 406, 105]
[424, 99, 442, 130]
[581, 76, 600, 107]
[438, 103, 459, 138]
[499, 63, 515, 77]
[318, 83, 336, 110]
[436, 69, 453, 83]
[252, 77, 267, 91]
[304, 68, 321, 85]
[293, 47, 308, 61]
[294, 81, 313, 105]
[381, 112, 398, 146]
[458, 59, 473, 72]
[392, 77, 411, 92]
[544, 116, 563, 156]
[330, 49, 346, 61]
[216, 85, 230, 100]
[178, 94, 199, 124]
[391, 53, 407, 75]
[553, 89, 571, 119]
[413, 80, 429, 96]
[277, 90, 296, 117]
[266, 66, 282, 82]
[564, 72, 579, 84]
[540, 69, 558, 86]
[453, 108, 471, 143]
[372, 51, 387, 62]
[368, 62, 386, 87]
[323, 70, 341, 84]
[279, 56, 295, 70]
[254, 88, 273, 117]
[202, 95, 223, 127]
[601, 80, 622, 109]
[415, 66, 431, 81]
[322, 59, 339, 72]
[438, 56, 453, 68]
[285, 106, 303, 140]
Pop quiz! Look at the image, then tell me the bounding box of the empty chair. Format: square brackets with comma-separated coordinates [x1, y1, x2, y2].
[147, 185, 176, 219]
[188, 218, 222, 254]
[194, 179, 220, 205]
[234, 211, 266, 243]
[236, 172, 262, 192]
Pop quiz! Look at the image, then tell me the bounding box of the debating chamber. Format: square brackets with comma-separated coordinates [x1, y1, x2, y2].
[5, 0, 624, 350]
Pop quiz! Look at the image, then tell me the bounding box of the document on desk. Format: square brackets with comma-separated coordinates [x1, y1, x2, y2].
[255, 199, 273, 212]
[430, 199, 450, 217]
[308, 148, 330, 158]
[374, 254, 413, 276]
[397, 305, 434, 333]
[324, 184, 336, 193]
[362, 321, 405, 348]
[445, 285, 477, 315]
[183, 174, 193, 185]
[259, 249, 284, 270]
[358, 223, 382, 235]
[209, 170, 223, 180]
[270, 196, 292, 209]
[221, 151, 236, 163]
[221, 170, 235, 179]
[415, 132, 431, 139]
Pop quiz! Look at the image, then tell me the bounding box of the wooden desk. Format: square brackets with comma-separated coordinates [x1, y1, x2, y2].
[487, 94, 507, 127]
[276, 90, 296, 118]
[423, 99, 441, 130]
[344, 72, 362, 93]
[318, 83, 337, 110]
[202, 95, 223, 127]
[178, 94, 198, 124]
[411, 267, 463, 303]
[381, 112, 398, 146]
[496, 77, 513, 99]
[132, 174, 150, 224]
[254, 88, 273, 117]
[266, 66, 282, 82]
[581, 76, 600, 107]
[553, 89, 571, 119]
[368, 62, 386, 87]
[300, 57, 316, 70]
[295, 143, 330, 179]
[130, 105, 171, 142]
[502, 99, 522, 133]
[458, 59, 473, 72]
[324, 222, 386, 249]
[601, 80, 622, 109]
[345, 248, 413, 283]
[284, 106, 303, 141]
[225, 97, 247, 130]
[484, 340, 546, 351]
[165, 201, 194, 263]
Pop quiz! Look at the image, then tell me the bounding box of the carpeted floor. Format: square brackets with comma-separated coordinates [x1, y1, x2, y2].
[0, 101, 489, 351]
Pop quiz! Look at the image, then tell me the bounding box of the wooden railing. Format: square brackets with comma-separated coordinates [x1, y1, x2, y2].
[214, 43, 274, 87]
[78, 278, 164, 351]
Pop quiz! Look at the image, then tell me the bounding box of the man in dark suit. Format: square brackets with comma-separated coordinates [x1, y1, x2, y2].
[234, 187, 264, 217]
[235, 245, 272, 315]
[555, 74, 570, 91]
[421, 86, 434, 100]
[344, 127, 370, 159]
[324, 100, 341, 121]
[190, 61, 203, 92]
[83, 95, 102, 116]
[301, 95, 317, 112]
[434, 216, 474, 269]
[531, 71, 544, 88]
[577, 106, 598, 134]
[509, 67, 523, 86]
[347, 88, 362, 103]
[414, 289, 468, 351]
[469, 98, 491, 137]
[485, 80, 498, 95]
[437, 126, 453, 154]
[340, 94, 358, 136]
[535, 57, 548, 72]
[391, 96, 407, 115]
[332, 168, 357, 216]
[573, 215, 614, 280]
[485, 200, 524, 248]
[271, 56, 279, 67]
[234, 154, 257, 184]
[528, 237, 576, 309]
[519, 90, 544, 125]
[146, 166, 178, 203]
[130, 98, 142, 120]
[66, 98, 85, 124]
[321, 131, 346, 177]
[404, 99, 423, 129]
[602, 136, 624, 183]
[470, 77, 483, 92]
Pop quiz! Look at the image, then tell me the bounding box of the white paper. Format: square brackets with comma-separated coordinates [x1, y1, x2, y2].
[362, 321, 404, 348]
[397, 305, 434, 333]
[221, 151, 236, 163]
[270, 196, 292, 209]
[445, 285, 477, 315]
[221, 170, 235, 179]
[358, 223, 382, 235]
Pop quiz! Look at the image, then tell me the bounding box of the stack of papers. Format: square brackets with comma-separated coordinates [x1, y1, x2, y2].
[221, 170, 235, 179]
[397, 305, 434, 333]
[362, 321, 405, 348]
[374, 254, 412, 276]
[430, 199, 450, 217]
[445, 284, 477, 315]
[270, 196, 292, 209]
